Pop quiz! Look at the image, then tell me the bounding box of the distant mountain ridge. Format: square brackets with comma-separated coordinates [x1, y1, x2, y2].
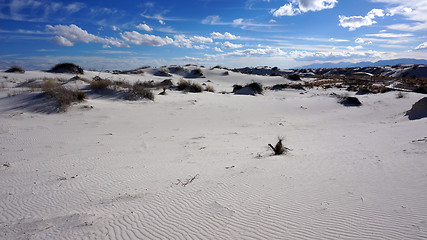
[299, 58, 427, 69]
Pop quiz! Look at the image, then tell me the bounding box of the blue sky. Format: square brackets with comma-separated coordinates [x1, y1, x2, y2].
[1, 0, 427, 70]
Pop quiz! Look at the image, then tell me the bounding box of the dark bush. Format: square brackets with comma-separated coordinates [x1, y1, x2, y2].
[191, 68, 203, 77]
[247, 82, 263, 94]
[232, 84, 243, 92]
[50, 63, 84, 74]
[287, 74, 301, 81]
[5, 66, 25, 73]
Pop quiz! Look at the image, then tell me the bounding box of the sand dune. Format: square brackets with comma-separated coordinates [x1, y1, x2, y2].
[1, 66, 426, 239]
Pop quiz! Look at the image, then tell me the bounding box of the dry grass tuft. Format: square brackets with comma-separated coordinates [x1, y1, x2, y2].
[205, 85, 215, 93]
[42, 80, 86, 111]
[125, 82, 155, 101]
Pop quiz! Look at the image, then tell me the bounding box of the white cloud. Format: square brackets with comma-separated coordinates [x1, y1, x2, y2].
[272, 0, 337, 17]
[367, 8, 385, 18]
[415, 42, 427, 50]
[52, 36, 74, 46]
[0, 0, 85, 22]
[228, 47, 286, 57]
[222, 41, 243, 49]
[190, 36, 213, 43]
[136, 24, 153, 32]
[291, 49, 382, 61]
[121, 31, 173, 46]
[202, 15, 222, 25]
[214, 47, 224, 52]
[210, 32, 240, 40]
[194, 45, 210, 50]
[329, 38, 349, 42]
[372, 0, 427, 31]
[47, 24, 129, 47]
[112, 26, 120, 31]
[355, 38, 365, 44]
[173, 34, 193, 48]
[365, 33, 414, 38]
[339, 15, 376, 31]
[339, 9, 385, 31]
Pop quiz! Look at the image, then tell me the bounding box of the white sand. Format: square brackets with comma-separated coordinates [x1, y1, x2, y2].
[1, 68, 426, 239]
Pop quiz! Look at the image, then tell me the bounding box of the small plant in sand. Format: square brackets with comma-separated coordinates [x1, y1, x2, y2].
[268, 137, 289, 155]
[5, 66, 25, 73]
[42, 80, 86, 111]
[396, 91, 406, 99]
[205, 85, 215, 93]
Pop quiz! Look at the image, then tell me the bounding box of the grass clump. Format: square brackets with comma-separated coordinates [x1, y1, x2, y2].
[205, 85, 215, 93]
[125, 82, 155, 101]
[177, 79, 203, 93]
[42, 80, 86, 111]
[5, 66, 25, 73]
[90, 77, 113, 91]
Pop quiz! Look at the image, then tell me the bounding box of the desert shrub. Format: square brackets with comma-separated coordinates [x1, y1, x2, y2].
[177, 79, 203, 93]
[247, 82, 263, 94]
[5, 66, 25, 73]
[155, 68, 172, 77]
[189, 82, 203, 92]
[159, 79, 173, 88]
[42, 78, 58, 90]
[191, 68, 203, 77]
[90, 78, 113, 91]
[177, 79, 191, 91]
[232, 84, 243, 92]
[125, 82, 155, 101]
[287, 74, 301, 81]
[205, 85, 215, 93]
[50, 63, 84, 74]
[169, 66, 185, 73]
[113, 80, 132, 90]
[42, 81, 86, 111]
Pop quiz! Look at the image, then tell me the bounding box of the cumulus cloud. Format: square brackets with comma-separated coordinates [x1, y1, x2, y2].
[190, 36, 213, 43]
[214, 47, 224, 52]
[272, 0, 337, 17]
[173, 34, 193, 48]
[415, 42, 427, 50]
[121, 31, 173, 46]
[339, 9, 385, 31]
[47, 24, 128, 47]
[222, 41, 243, 49]
[210, 32, 240, 40]
[52, 36, 74, 46]
[136, 24, 153, 31]
[228, 47, 286, 57]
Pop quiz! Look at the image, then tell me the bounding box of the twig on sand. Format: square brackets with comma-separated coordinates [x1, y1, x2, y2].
[175, 174, 199, 187]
